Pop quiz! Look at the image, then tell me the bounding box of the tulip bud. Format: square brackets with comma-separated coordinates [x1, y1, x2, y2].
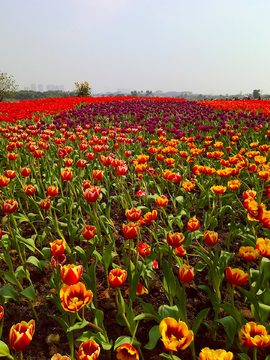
[178, 264, 195, 284]
[204, 231, 219, 246]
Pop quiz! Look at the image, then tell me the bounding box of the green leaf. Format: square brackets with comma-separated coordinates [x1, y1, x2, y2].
[114, 336, 140, 350]
[26, 256, 43, 272]
[160, 353, 181, 360]
[68, 319, 89, 332]
[158, 305, 180, 321]
[102, 242, 114, 272]
[17, 236, 36, 252]
[0, 284, 20, 303]
[0, 341, 10, 357]
[194, 262, 207, 272]
[192, 308, 210, 336]
[48, 315, 68, 331]
[20, 285, 36, 301]
[216, 316, 237, 350]
[237, 354, 251, 360]
[144, 325, 160, 350]
[237, 287, 260, 321]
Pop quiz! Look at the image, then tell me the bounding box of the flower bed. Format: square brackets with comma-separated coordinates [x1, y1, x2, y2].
[0, 97, 270, 360]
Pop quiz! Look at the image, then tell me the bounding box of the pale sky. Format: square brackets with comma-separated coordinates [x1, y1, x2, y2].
[1, 0, 270, 95]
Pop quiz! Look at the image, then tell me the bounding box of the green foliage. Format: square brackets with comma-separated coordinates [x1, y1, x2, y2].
[74, 81, 92, 97]
[0, 72, 18, 102]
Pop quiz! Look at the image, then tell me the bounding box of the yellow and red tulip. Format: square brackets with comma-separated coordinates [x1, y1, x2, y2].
[4, 170, 16, 179]
[125, 208, 142, 222]
[239, 322, 270, 348]
[0, 176, 10, 187]
[256, 237, 270, 258]
[116, 343, 139, 360]
[82, 225, 97, 240]
[199, 347, 233, 360]
[143, 210, 157, 224]
[61, 264, 83, 285]
[239, 246, 260, 262]
[137, 242, 151, 259]
[2, 199, 18, 214]
[178, 264, 195, 284]
[108, 268, 127, 288]
[167, 232, 185, 248]
[159, 317, 194, 351]
[60, 282, 93, 312]
[211, 185, 227, 194]
[156, 195, 168, 207]
[83, 186, 101, 203]
[92, 170, 104, 181]
[9, 319, 35, 351]
[23, 185, 36, 196]
[61, 167, 72, 181]
[204, 231, 219, 247]
[175, 246, 186, 257]
[40, 198, 51, 210]
[226, 267, 248, 287]
[187, 218, 200, 232]
[78, 339, 100, 360]
[122, 222, 139, 239]
[47, 186, 59, 197]
[50, 239, 66, 257]
[125, 283, 148, 296]
[51, 354, 71, 360]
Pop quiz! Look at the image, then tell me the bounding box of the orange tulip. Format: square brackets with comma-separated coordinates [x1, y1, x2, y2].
[78, 339, 100, 360]
[143, 210, 157, 224]
[108, 268, 127, 288]
[9, 320, 35, 351]
[211, 185, 227, 194]
[182, 181, 195, 192]
[239, 322, 270, 348]
[178, 265, 195, 284]
[226, 267, 248, 287]
[122, 222, 139, 239]
[61, 264, 83, 285]
[243, 190, 257, 199]
[227, 180, 241, 191]
[51, 354, 71, 360]
[199, 347, 233, 360]
[116, 343, 139, 360]
[60, 282, 93, 312]
[167, 232, 185, 248]
[159, 317, 194, 351]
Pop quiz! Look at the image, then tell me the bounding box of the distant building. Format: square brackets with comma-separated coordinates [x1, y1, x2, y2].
[38, 84, 43, 92]
[117, 88, 130, 94]
[30, 84, 36, 91]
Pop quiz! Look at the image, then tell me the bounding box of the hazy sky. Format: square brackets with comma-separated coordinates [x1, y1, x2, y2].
[1, 0, 270, 94]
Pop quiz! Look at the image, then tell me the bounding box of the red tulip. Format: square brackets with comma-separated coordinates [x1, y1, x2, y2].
[40, 198, 50, 210]
[108, 268, 127, 288]
[61, 264, 83, 285]
[82, 225, 97, 240]
[78, 339, 100, 360]
[2, 199, 18, 214]
[122, 222, 139, 239]
[9, 320, 35, 351]
[83, 186, 101, 203]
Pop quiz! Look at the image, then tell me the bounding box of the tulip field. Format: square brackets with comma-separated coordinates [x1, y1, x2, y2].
[1, 96, 270, 360]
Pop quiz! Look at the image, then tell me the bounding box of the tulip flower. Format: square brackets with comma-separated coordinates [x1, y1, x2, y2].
[136, 190, 146, 197]
[199, 347, 233, 360]
[82, 225, 97, 240]
[5, 170, 16, 179]
[50, 239, 66, 257]
[155, 195, 168, 207]
[61, 264, 83, 285]
[61, 167, 72, 181]
[92, 170, 103, 181]
[239, 322, 270, 348]
[7, 153, 18, 161]
[51, 254, 66, 269]
[47, 186, 59, 197]
[226, 267, 248, 287]
[137, 242, 151, 259]
[182, 181, 195, 192]
[239, 246, 260, 262]
[51, 354, 71, 360]
[122, 222, 139, 239]
[82, 180, 92, 189]
[227, 180, 241, 191]
[0, 305, 4, 322]
[116, 343, 139, 360]
[40, 198, 51, 210]
[125, 208, 142, 222]
[143, 210, 157, 224]
[83, 186, 101, 203]
[0, 176, 10, 187]
[34, 149, 43, 158]
[9, 319, 35, 351]
[60, 282, 93, 312]
[125, 283, 148, 296]
[211, 185, 227, 194]
[204, 231, 219, 247]
[117, 165, 128, 176]
[78, 339, 100, 360]
[64, 158, 73, 167]
[175, 246, 186, 257]
[108, 268, 127, 288]
[23, 185, 36, 196]
[178, 264, 195, 284]
[256, 237, 270, 258]
[2, 199, 18, 214]
[187, 218, 200, 232]
[77, 159, 87, 168]
[159, 317, 194, 351]
[21, 168, 31, 177]
[167, 232, 185, 248]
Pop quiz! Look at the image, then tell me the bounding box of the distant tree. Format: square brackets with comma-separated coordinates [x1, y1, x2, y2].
[0, 72, 19, 102]
[145, 90, 153, 97]
[253, 89, 260, 99]
[74, 81, 92, 97]
[131, 90, 138, 97]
